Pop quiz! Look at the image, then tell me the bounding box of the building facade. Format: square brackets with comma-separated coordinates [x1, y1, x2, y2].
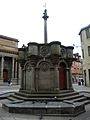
[0, 35, 19, 84]
[71, 53, 83, 83]
[79, 24, 90, 86]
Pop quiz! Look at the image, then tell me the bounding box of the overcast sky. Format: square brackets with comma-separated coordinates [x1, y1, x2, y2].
[0, 0, 90, 56]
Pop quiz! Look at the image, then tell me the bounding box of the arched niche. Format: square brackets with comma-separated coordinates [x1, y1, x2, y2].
[35, 60, 54, 91]
[23, 61, 34, 91]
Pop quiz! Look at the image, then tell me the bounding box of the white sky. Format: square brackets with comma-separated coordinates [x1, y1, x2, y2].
[0, 0, 90, 56]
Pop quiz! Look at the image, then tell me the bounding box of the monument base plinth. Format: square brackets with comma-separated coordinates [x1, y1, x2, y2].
[2, 101, 85, 117]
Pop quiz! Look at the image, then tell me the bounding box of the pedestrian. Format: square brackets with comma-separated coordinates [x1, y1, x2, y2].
[78, 79, 81, 85]
[8, 79, 12, 85]
[81, 79, 84, 85]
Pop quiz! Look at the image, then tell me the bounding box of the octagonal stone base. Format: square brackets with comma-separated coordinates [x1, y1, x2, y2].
[2, 100, 85, 117]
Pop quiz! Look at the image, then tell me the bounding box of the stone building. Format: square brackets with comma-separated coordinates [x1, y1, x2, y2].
[71, 53, 83, 83]
[79, 24, 90, 86]
[0, 35, 19, 84]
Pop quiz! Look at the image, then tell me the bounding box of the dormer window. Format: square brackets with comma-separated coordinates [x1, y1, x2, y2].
[86, 28, 90, 38]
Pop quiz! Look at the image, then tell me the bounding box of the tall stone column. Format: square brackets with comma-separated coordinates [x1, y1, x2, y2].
[12, 57, 15, 81]
[68, 67, 73, 90]
[30, 67, 35, 92]
[15, 60, 19, 84]
[1, 56, 4, 81]
[15, 61, 17, 78]
[20, 67, 24, 90]
[54, 66, 59, 91]
[42, 9, 49, 44]
[18, 63, 21, 84]
[67, 60, 73, 90]
[35, 68, 39, 91]
[19, 63, 25, 91]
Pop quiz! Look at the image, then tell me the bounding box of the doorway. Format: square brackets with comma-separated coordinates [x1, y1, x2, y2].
[59, 62, 66, 90]
[3, 69, 9, 82]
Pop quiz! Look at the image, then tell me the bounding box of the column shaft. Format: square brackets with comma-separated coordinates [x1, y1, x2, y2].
[66, 68, 69, 90]
[44, 20, 47, 43]
[15, 61, 17, 78]
[1, 56, 4, 80]
[12, 57, 15, 79]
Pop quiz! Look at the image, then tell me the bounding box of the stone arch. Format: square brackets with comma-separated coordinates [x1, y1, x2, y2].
[23, 61, 32, 70]
[58, 60, 68, 90]
[23, 61, 34, 91]
[58, 59, 68, 68]
[36, 59, 53, 68]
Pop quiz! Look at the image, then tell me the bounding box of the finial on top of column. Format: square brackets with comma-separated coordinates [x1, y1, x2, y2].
[42, 3, 49, 44]
[42, 9, 49, 20]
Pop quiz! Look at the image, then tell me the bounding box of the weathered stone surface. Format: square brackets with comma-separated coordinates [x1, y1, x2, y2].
[2, 101, 85, 116]
[18, 41, 74, 92]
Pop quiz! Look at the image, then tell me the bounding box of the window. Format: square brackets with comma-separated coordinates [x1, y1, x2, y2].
[88, 46, 90, 56]
[80, 33, 82, 42]
[86, 28, 90, 38]
[88, 69, 90, 81]
[82, 49, 84, 58]
[84, 70, 86, 86]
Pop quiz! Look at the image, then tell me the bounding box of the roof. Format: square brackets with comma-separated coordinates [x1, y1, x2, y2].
[0, 35, 19, 42]
[79, 24, 90, 35]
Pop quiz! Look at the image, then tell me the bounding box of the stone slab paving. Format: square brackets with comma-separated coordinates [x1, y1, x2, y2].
[0, 84, 20, 94]
[0, 84, 90, 119]
[72, 84, 90, 92]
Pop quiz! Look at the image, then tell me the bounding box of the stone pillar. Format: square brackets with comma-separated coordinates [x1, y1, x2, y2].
[15, 60, 17, 79]
[31, 67, 35, 92]
[11, 57, 15, 81]
[42, 9, 49, 44]
[19, 64, 25, 91]
[18, 63, 21, 84]
[67, 60, 73, 90]
[20, 68, 23, 90]
[1, 56, 4, 81]
[66, 68, 69, 90]
[54, 67, 59, 91]
[35, 68, 39, 91]
[68, 67, 73, 90]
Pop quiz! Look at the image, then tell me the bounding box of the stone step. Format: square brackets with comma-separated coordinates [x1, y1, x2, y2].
[8, 96, 20, 101]
[8, 94, 58, 101]
[15, 91, 79, 98]
[62, 95, 90, 105]
[19, 89, 74, 94]
[58, 94, 84, 101]
[80, 99, 90, 105]
[8, 92, 83, 102]
[7, 94, 28, 101]
[69, 96, 87, 103]
[7, 91, 90, 106]
[5, 90, 89, 116]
